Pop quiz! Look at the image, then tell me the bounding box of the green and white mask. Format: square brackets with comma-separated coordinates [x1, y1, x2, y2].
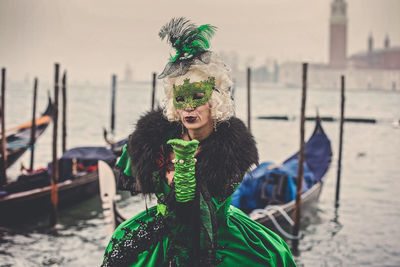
[173, 77, 215, 109]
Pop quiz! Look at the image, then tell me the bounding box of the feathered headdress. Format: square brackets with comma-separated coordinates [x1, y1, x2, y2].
[158, 17, 217, 79]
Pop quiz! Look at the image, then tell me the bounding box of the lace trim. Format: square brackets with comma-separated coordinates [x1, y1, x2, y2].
[102, 215, 167, 267]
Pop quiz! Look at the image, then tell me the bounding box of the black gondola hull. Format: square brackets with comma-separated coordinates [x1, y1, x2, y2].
[0, 171, 99, 225]
[0, 98, 53, 170]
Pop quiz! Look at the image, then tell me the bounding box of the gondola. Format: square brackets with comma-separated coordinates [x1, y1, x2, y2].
[103, 128, 127, 156]
[232, 118, 332, 238]
[98, 118, 332, 238]
[0, 146, 117, 225]
[0, 97, 53, 169]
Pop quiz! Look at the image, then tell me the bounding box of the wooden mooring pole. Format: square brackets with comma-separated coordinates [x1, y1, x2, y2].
[0, 68, 7, 186]
[62, 71, 67, 153]
[29, 78, 38, 171]
[111, 74, 117, 135]
[335, 75, 345, 208]
[292, 63, 308, 251]
[50, 63, 60, 227]
[247, 67, 251, 132]
[231, 78, 236, 111]
[151, 72, 157, 111]
[231, 78, 236, 101]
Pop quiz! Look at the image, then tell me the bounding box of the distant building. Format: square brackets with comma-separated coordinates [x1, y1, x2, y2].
[252, 61, 279, 84]
[279, 0, 400, 91]
[280, 61, 400, 90]
[329, 0, 347, 68]
[123, 64, 133, 83]
[348, 35, 400, 70]
[220, 52, 279, 86]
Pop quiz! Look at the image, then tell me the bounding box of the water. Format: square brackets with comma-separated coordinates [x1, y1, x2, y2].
[0, 80, 399, 266]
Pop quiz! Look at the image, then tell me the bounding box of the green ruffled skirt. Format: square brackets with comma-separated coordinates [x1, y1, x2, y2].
[103, 205, 296, 266]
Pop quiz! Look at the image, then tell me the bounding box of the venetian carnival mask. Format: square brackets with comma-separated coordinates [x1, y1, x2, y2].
[173, 77, 215, 109]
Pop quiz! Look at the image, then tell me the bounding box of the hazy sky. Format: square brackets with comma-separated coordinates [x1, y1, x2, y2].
[0, 0, 399, 83]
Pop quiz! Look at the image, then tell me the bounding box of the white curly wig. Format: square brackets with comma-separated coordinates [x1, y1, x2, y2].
[162, 53, 234, 123]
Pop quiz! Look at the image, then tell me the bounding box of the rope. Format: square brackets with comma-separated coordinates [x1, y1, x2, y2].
[250, 205, 301, 240]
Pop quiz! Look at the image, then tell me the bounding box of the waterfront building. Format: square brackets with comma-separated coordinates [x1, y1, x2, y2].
[279, 0, 400, 91]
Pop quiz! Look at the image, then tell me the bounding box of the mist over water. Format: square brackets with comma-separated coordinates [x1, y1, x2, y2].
[0, 81, 399, 266]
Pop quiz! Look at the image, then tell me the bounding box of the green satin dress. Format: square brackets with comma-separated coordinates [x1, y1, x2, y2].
[102, 145, 296, 267]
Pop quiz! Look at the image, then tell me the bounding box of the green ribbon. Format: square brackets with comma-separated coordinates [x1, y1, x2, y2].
[116, 144, 134, 177]
[156, 203, 167, 216]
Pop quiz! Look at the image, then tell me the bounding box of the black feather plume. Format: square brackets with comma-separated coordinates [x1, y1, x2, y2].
[159, 17, 217, 63]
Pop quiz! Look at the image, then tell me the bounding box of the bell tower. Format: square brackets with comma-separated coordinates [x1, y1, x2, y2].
[329, 0, 347, 68]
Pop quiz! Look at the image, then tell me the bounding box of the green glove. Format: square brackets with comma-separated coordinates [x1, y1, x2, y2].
[167, 139, 199, 203]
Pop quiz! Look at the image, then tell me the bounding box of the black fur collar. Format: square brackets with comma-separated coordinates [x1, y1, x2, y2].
[125, 109, 258, 198]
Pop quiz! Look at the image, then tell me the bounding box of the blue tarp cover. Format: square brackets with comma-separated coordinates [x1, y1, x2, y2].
[61, 146, 116, 161]
[50, 146, 117, 180]
[231, 160, 314, 212]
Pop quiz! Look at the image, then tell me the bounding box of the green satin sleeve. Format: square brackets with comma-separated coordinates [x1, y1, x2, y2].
[172, 157, 196, 203]
[116, 144, 134, 177]
[167, 139, 199, 203]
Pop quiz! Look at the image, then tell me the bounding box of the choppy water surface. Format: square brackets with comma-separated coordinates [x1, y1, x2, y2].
[0, 80, 399, 266]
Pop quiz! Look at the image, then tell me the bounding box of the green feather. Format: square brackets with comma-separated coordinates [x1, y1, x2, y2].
[159, 18, 217, 62]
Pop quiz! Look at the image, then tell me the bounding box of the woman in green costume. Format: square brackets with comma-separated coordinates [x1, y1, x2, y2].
[102, 17, 296, 267]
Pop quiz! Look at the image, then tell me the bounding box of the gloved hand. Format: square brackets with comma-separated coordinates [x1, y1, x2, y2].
[167, 139, 199, 202]
[167, 139, 199, 160]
